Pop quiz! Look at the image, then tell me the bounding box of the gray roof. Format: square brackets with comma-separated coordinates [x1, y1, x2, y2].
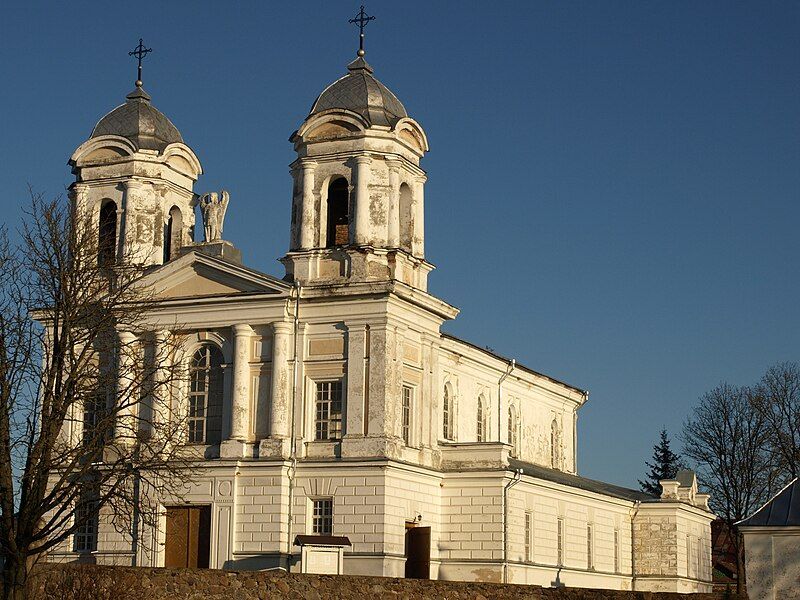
[509, 459, 656, 502]
[308, 57, 407, 128]
[675, 469, 697, 487]
[91, 85, 183, 151]
[738, 478, 800, 528]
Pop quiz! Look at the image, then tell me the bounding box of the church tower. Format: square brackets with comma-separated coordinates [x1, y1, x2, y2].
[282, 40, 431, 291]
[68, 41, 202, 268]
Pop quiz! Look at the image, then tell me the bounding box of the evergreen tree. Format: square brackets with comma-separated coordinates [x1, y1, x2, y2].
[639, 429, 683, 495]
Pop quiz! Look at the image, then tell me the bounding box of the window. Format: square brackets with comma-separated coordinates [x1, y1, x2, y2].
[326, 178, 349, 247]
[82, 390, 113, 449]
[587, 523, 594, 570]
[686, 534, 692, 577]
[508, 405, 518, 456]
[402, 385, 413, 446]
[614, 528, 620, 573]
[524, 511, 533, 562]
[98, 201, 117, 267]
[312, 498, 333, 536]
[442, 384, 454, 441]
[557, 517, 564, 566]
[73, 492, 99, 553]
[315, 380, 343, 440]
[476, 395, 486, 442]
[164, 206, 183, 262]
[188, 345, 224, 444]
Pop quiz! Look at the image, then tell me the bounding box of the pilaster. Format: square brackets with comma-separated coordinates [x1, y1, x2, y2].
[353, 155, 372, 245]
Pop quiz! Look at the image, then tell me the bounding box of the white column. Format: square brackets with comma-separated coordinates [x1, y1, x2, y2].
[121, 180, 144, 263]
[386, 160, 401, 248]
[270, 321, 293, 439]
[353, 155, 372, 245]
[150, 329, 170, 438]
[299, 160, 317, 250]
[116, 330, 139, 444]
[69, 183, 90, 223]
[230, 324, 253, 440]
[413, 175, 426, 258]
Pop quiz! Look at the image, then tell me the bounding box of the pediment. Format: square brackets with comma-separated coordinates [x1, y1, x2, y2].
[140, 251, 291, 300]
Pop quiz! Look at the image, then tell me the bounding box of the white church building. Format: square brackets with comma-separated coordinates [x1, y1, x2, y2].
[50, 27, 715, 592]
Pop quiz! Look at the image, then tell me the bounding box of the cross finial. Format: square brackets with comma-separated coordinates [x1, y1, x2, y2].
[349, 5, 375, 57]
[128, 38, 153, 88]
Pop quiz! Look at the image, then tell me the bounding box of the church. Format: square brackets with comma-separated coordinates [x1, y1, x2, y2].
[50, 19, 715, 592]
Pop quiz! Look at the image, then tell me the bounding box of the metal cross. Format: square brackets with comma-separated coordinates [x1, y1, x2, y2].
[349, 6, 375, 56]
[128, 38, 153, 86]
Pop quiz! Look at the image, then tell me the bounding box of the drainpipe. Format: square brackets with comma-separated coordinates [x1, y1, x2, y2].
[502, 468, 523, 583]
[497, 359, 515, 442]
[286, 281, 301, 565]
[630, 500, 641, 590]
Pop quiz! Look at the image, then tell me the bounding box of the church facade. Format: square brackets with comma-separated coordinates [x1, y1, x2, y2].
[50, 37, 714, 592]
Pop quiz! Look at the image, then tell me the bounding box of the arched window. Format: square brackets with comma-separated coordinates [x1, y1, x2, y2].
[477, 395, 486, 442]
[164, 206, 183, 262]
[508, 405, 518, 457]
[399, 183, 414, 251]
[98, 201, 117, 267]
[551, 418, 560, 469]
[188, 345, 224, 444]
[443, 384, 454, 441]
[326, 178, 349, 247]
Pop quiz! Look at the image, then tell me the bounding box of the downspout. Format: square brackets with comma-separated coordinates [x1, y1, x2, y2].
[630, 500, 641, 590]
[286, 281, 301, 564]
[502, 468, 523, 583]
[497, 359, 516, 442]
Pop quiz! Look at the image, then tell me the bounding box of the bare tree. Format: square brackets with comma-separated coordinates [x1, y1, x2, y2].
[682, 383, 776, 594]
[0, 193, 192, 600]
[751, 362, 800, 479]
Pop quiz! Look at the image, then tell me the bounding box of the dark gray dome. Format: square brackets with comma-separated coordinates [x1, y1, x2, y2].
[91, 86, 183, 152]
[309, 57, 407, 128]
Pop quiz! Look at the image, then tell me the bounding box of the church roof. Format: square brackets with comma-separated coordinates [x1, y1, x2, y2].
[738, 478, 800, 528]
[91, 85, 184, 151]
[308, 57, 407, 127]
[509, 459, 656, 502]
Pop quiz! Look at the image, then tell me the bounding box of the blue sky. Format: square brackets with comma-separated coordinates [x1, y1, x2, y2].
[1, 1, 798, 488]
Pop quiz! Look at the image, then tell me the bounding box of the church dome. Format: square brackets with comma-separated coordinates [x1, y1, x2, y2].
[91, 85, 184, 152]
[309, 57, 407, 128]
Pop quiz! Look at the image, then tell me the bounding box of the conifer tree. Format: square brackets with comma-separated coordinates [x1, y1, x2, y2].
[639, 429, 682, 495]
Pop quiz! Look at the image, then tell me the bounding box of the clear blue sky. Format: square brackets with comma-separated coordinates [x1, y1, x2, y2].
[1, 1, 798, 489]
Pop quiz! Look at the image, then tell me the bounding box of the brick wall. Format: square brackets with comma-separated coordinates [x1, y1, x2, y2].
[24, 565, 743, 600]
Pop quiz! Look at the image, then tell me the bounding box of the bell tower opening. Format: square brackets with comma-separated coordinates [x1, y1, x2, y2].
[164, 206, 184, 262]
[98, 201, 117, 267]
[326, 178, 350, 247]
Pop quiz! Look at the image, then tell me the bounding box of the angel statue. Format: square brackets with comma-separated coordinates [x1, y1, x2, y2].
[199, 190, 230, 242]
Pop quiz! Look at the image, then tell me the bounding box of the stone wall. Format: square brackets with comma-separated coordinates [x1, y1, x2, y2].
[23, 565, 743, 600]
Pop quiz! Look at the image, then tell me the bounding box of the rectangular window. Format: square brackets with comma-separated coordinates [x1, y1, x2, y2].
[73, 495, 99, 553]
[402, 385, 413, 446]
[587, 523, 594, 570]
[614, 528, 620, 573]
[82, 393, 109, 448]
[312, 498, 333, 536]
[524, 511, 533, 562]
[315, 381, 343, 440]
[557, 517, 564, 566]
[686, 534, 692, 577]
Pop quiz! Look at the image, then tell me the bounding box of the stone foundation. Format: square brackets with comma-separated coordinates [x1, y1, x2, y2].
[21, 565, 742, 600]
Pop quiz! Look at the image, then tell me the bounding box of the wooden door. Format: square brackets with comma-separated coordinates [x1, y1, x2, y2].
[404, 526, 431, 579]
[165, 506, 211, 568]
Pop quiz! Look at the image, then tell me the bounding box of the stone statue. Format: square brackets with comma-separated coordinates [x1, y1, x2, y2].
[199, 190, 229, 242]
